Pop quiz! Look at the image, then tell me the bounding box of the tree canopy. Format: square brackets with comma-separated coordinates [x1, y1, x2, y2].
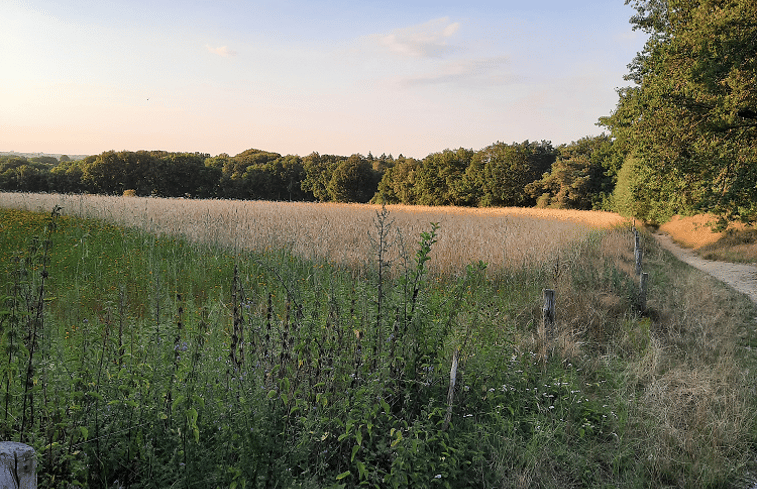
[602, 0, 757, 224]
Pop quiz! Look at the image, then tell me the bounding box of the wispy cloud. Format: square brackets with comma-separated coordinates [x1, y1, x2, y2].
[374, 17, 460, 58]
[397, 56, 515, 88]
[206, 44, 237, 57]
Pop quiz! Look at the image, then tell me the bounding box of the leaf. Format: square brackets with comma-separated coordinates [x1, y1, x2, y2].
[356, 460, 367, 480]
[267, 389, 277, 399]
[192, 394, 205, 408]
[351, 444, 359, 462]
[172, 394, 186, 411]
[380, 398, 391, 414]
[355, 429, 362, 446]
[391, 432, 403, 448]
[335, 471, 351, 481]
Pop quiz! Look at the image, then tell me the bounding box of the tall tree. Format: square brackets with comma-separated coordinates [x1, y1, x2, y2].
[525, 135, 619, 209]
[373, 156, 421, 204]
[602, 0, 757, 223]
[413, 148, 474, 206]
[461, 141, 556, 207]
[326, 154, 380, 203]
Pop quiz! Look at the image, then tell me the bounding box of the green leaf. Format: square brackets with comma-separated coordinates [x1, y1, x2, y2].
[380, 398, 391, 414]
[192, 394, 205, 408]
[86, 391, 103, 401]
[335, 471, 351, 481]
[351, 444, 359, 462]
[267, 389, 277, 399]
[391, 432, 403, 447]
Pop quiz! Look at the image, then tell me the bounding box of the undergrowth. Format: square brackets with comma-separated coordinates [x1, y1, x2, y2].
[0, 206, 755, 488]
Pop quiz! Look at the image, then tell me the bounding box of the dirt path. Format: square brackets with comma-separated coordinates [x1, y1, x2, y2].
[653, 232, 757, 303]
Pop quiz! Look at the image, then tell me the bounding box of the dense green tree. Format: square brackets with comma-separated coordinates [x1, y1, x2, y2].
[373, 156, 422, 204]
[81, 151, 152, 195]
[153, 153, 215, 197]
[269, 155, 308, 201]
[326, 154, 380, 203]
[50, 159, 87, 193]
[602, 0, 757, 223]
[30, 156, 59, 166]
[525, 135, 619, 209]
[412, 148, 474, 206]
[301, 153, 344, 201]
[460, 141, 556, 207]
[0, 156, 50, 192]
[79, 151, 216, 197]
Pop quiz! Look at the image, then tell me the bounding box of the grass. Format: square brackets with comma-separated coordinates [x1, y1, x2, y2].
[659, 214, 757, 263]
[0, 194, 756, 488]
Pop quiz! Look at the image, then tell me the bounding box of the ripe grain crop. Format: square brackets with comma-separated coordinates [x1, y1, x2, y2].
[0, 192, 626, 273]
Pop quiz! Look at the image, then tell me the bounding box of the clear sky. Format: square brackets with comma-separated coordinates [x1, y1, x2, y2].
[1, 0, 647, 159]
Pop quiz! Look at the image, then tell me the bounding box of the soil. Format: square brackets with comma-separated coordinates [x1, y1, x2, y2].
[653, 232, 757, 303]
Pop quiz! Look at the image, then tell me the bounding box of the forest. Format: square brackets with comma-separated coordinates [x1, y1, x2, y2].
[0, 137, 618, 212]
[2, 0, 756, 225]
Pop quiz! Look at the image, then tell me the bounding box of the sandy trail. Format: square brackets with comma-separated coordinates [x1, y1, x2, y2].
[654, 232, 757, 303]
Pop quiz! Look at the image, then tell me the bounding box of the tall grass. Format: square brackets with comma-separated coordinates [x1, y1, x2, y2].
[0, 192, 625, 273]
[0, 199, 755, 488]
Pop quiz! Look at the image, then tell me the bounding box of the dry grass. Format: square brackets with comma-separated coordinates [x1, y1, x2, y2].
[659, 214, 757, 263]
[658, 214, 727, 249]
[0, 193, 626, 273]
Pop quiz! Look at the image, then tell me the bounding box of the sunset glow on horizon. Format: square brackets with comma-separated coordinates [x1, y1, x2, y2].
[1, 0, 647, 159]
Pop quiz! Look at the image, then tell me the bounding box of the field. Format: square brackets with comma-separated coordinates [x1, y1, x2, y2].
[1, 193, 756, 488]
[0, 193, 626, 273]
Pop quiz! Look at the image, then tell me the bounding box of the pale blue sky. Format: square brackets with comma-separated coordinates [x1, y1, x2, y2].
[1, 0, 647, 158]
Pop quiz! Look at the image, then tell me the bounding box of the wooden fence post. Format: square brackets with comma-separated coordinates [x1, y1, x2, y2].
[543, 289, 556, 339]
[0, 442, 36, 488]
[443, 348, 460, 431]
[634, 230, 643, 276]
[638, 272, 649, 312]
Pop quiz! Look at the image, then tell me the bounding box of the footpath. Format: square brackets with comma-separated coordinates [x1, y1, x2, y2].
[653, 232, 757, 303]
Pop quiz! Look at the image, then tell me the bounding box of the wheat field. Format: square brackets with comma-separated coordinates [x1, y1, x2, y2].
[0, 192, 627, 272]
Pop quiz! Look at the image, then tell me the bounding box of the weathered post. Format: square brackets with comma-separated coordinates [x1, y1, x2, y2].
[638, 272, 649, 312]
[634, 230, 643, 276]
[542, 289, 556, 339]
[0, 442, 36, 488]
[443, 348, 460, 431]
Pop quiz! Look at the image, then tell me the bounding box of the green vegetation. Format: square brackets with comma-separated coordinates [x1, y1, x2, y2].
[602, 0, 757, 224]
[0, 137, 617, 209]
[1, 207, 756, 488]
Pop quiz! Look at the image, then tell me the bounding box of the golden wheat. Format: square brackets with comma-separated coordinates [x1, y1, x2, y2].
[0, 192, 626, 273]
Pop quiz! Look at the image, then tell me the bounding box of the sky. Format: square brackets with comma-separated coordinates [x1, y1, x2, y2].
[0, 0, 648, 159]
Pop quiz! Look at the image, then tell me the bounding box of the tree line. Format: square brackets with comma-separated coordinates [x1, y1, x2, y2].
[0, 137, 620, 210]
[5, 1, 753, 222]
